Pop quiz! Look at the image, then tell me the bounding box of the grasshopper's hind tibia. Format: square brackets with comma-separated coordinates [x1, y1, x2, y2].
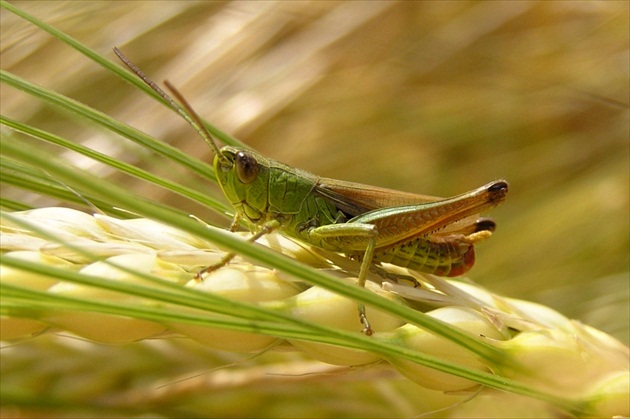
[357, 236, 378, 335]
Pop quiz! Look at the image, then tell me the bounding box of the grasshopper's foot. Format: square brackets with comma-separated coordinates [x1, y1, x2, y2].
[194, 264, 219, 282]
[194, 252, 236, 281]
[358, 304, 373, 336]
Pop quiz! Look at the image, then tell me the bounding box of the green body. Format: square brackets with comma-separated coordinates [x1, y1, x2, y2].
[214, 146, 507, 277]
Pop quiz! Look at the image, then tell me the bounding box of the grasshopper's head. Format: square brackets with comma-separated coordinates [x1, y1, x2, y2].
[214, 146, 271, 223]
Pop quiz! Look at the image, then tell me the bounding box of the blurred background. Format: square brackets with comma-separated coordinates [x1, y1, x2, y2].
[2, 1, 628, 417]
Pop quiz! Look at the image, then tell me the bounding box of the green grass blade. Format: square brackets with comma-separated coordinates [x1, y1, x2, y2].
[1, 115, 230, 215]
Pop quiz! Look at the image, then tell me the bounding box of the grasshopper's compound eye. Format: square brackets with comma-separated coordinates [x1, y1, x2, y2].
[236, 151, 259, 184]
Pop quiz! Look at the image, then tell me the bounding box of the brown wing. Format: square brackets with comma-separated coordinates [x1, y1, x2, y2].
[314, 177, 443, 217]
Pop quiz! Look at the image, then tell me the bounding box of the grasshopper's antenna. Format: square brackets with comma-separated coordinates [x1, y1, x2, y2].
[162, 80, 229, 168]
[112, 47, 229, 167]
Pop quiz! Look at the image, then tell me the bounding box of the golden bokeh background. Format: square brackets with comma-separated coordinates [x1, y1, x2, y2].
[2, 1, 628, 417]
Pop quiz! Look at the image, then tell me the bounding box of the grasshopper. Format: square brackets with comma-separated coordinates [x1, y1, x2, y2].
[114, 47, 508, 335]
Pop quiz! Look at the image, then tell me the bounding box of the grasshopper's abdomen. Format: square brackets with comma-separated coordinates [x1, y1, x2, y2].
[373, 236, 474, 277]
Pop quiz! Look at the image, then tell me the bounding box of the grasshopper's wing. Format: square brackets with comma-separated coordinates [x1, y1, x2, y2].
[315, 177, 442, 216]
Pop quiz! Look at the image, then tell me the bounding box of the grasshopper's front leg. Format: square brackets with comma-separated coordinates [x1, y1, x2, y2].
[195, 215, 281, 280]
[309, 223, 379, 335]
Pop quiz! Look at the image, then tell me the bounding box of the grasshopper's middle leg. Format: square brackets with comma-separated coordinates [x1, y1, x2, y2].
[309, 223, 379, 335]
